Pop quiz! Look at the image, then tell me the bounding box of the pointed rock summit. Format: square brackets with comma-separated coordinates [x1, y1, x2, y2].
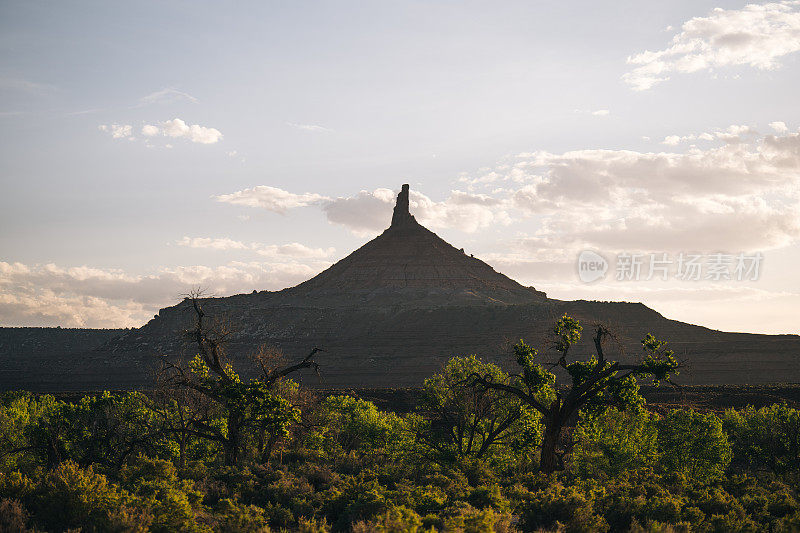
[390, 184, 415, 228]
[287, 184, 546, 306]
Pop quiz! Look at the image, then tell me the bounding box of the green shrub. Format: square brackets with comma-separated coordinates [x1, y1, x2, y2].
[722, 404, 800, 477]
[657, 410, 732, 483]
[573, 408, 659, 477]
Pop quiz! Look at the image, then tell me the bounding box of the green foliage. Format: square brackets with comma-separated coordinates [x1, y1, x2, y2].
[416, 355, 541, 467]
[1, 357, 798, 531]
[518, 481, 609, 532]
[657, 410, 733, 483]
[722, 403, 800, 477]
[640, 334, 680, 382]
[574, 408, 659, 477]
[351, 505, 424, 532]
[31, 461, 147, 532]
[320, 395, 400, 457]
[553, 313, 583, 353]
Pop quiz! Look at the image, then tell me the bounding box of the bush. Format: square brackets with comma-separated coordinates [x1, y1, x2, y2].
[0, 498, 29, 533]
[657, 410, 732, 483]
[573, 408, 659, 477]
[722, 404, 800, 477]
[31, 461, 145, 532]
[519, 482, 609, 532]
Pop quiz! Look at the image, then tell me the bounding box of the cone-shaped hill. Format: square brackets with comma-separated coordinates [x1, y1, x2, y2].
[281, 185, 546, 307]
[2, 185, 798, 391]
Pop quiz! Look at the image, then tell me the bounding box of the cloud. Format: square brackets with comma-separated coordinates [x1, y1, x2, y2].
[321, 189, 397, 236]
[161, 118, 222, 144]
[573, 109, 611, 117]
[111, 118, 223, 145]
[99, 123, 133, 139]
[0, 77, 55, 94]
[0, 258, 331, 328]
[176, 237, 250, 251]
[463, 125, 800, 254]
[770, 121, 789, 133]
[176, 236, 335, 259]
[215, 185, 510, 236]
[141, 124, 160, 136]
[623, 1, 800, 90]
[661, 130, 724, 145]
[287, 122, 333, 133]
[215, 186, 330, 214]
[139, 88, 199, 105]
[218, 124, 800, 254]
[534, 281, 800, 334]
[320, 188, 511, 236]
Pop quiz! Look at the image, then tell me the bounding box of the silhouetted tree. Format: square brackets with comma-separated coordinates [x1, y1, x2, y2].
[160, 290, 321, 465]
[469, 315, 680, 473]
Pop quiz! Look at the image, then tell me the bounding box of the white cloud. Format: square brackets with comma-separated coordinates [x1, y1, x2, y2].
[104, 120, 223, 145]
[770, 121, 789, 133]
[176, 236, 335, 259]
[320, 188, 511, 236]
[573, 109, 611, 117]
[463, 126, 800, 255]
[623, 1, 800, 90]
[321, 189, 397, 236]
[215, 185, 330, 214]
[287, 122, 333, 133]
[661, 132, 712, 145]
[176, 237, 250, 251]
[161, 118, 223, 144]
[215, 185, 510, 236]
[139, 88, 199, 105]
[0, 258, 331, 328]
[99, 123, 133, 139]
[257, 243, 335, 260]
[221, 125, 800, 249]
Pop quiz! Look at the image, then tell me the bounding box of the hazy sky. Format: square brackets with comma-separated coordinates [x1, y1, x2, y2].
[1, 1, 799, 334]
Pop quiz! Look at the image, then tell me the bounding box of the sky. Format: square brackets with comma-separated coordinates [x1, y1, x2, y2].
[1, 0, 799, 334]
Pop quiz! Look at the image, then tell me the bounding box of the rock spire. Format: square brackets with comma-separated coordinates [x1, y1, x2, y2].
[390, 184, 415, 227]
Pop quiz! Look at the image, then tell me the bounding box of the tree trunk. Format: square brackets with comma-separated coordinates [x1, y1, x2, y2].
[539, 415, 563, 474]
[178, 433, 186, 470]
[262, 433, 278, 464]
[224, 417, 241, 466]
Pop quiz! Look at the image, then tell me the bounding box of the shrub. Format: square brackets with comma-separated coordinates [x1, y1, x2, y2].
[518, 482, 609, 532]
[657, 410, 732, 483]
[31, 461, 136, 531]
[0, 498, 29, 533]
[573, 408, 659, 477]
[722, 404, 800, 477]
